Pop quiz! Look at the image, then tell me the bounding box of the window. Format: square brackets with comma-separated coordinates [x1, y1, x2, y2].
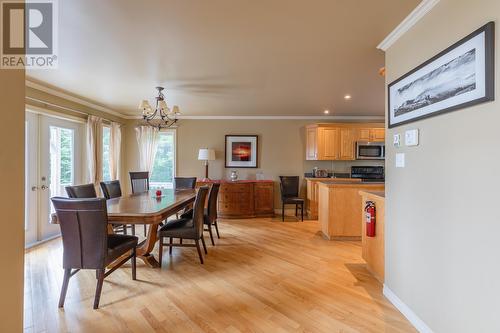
[102, 126, 111, 181]
[150, 130, 176, 189]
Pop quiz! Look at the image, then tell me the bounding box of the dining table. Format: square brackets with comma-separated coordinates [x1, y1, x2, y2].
[51, 188, 197, 268]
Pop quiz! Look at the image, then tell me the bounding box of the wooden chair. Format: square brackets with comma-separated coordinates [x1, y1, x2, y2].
[279, 176, 304, 221]
[51, 197, 138, 309]
[100, 180, 134, 235]
[128, 172, 150, 236]
[158, 186, 209, 265]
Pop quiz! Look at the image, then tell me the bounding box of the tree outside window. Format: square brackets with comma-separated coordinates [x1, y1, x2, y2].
[150, 131, 175, 189]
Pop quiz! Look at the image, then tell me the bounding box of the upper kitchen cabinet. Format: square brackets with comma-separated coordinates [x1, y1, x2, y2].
[305, 123, 385, 161]
[358, 128, 385, 142]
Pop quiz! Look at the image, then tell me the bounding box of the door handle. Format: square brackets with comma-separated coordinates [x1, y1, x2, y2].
[41, 185, 48, 190]
[31, 186, 39, 191]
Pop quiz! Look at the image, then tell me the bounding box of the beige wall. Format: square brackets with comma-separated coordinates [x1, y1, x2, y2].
[123, 119, 384, 206]
[385, 1, 499, 332]
[0, 71, 25, 330]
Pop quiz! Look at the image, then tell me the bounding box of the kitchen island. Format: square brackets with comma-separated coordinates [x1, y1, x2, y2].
[318, 181, 385, 240]
[359, 190, 385, 283]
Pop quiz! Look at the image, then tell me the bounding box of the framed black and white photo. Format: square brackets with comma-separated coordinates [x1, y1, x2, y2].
[388, 22, 495, 128]
[225, 135, 258, 168]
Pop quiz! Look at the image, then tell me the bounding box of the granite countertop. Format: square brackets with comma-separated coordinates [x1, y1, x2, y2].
[319, 180, 385, 185]
[197, 179, 273, 183]
[359, 190, 385, 199]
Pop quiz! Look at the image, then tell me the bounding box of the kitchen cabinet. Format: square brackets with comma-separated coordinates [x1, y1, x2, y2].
[305, 123, 384, 161]
[305, 126, 318, 160]
[358, 128, 385, 142]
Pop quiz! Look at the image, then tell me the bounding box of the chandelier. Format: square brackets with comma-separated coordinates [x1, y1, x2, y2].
[138, 86, 180, 129]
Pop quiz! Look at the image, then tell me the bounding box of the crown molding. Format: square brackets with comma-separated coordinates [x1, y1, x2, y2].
[25, 79, 126, 120]
[124, 114, 385, 121]
[377, 0, 440, 51]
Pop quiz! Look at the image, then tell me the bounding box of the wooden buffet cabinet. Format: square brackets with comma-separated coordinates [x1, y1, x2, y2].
[305, 123, 385, 161]
[196, 180, 274, 219]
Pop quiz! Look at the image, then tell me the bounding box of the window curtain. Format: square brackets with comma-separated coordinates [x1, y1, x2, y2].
[109, 122, 122, 181]
[135, 125, 159, 172]
[87, 115, 103, 189]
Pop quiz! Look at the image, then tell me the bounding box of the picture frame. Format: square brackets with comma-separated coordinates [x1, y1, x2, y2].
[388, 21, 495, 128]
[225, 135, 258, 168]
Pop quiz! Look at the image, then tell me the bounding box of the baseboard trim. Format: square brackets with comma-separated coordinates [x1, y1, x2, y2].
[383, 285, 434, 333]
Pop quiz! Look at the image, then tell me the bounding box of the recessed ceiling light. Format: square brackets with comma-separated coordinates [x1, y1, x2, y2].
[344, 94, 352, 100]
[323, 110, 330, 114]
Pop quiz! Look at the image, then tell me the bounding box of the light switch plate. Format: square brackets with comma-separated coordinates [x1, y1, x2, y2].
[405, 129, 419, 146]
[396, 153, 405, 168]
[393, 134, 401, 147]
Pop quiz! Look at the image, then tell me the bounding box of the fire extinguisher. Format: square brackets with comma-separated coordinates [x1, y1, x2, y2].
[365, 201, 376, 237]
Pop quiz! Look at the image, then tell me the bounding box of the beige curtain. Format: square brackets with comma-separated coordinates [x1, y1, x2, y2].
[87, 115, 103, 189]
[109, 122, 122, 181]
[135, 126, 159, 172]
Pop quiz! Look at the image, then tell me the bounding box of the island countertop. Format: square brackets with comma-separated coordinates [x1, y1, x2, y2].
[358, 190, 385, 199]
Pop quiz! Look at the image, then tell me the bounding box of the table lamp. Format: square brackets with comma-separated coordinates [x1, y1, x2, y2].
[198, 148, 216, 180]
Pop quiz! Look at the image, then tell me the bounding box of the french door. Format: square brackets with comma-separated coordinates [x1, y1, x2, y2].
[25, 112, 84, 247]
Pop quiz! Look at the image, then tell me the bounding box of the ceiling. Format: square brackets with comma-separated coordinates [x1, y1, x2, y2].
[27, 0, 421, 117]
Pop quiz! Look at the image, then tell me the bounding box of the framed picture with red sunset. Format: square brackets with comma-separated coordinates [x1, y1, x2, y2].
[225, 135, 258, 168]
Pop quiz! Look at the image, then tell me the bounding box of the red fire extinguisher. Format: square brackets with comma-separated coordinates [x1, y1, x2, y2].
[365, 201, 376, 237]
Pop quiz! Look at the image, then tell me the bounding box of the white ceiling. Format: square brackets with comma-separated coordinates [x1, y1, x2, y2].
[27, 0, 420, 117]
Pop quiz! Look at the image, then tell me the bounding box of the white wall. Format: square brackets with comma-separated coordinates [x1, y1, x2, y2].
[385, 1, 500, 332]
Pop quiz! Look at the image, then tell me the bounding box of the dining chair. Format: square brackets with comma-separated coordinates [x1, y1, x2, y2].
[100, 180, 135, 235]
[174, 177, 197, 189]
[279, 176, 304, 222]
[129, 171, 150, 193]
[128, 172, 150, 236]
[65, 183, 97, 198]
[158, 186, 209, 265]
[181, 183, 221, 245]
[51, 197, 138, 309]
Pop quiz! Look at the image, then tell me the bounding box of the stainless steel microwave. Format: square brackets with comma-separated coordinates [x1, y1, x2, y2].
[356, 141, 385, 160]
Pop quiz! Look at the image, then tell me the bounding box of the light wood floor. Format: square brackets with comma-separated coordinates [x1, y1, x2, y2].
[24, 218, 416, 333]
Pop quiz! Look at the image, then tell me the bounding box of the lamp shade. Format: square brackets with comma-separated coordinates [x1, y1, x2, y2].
[138, 100, 151, 110]
[198, 148, 215, 161]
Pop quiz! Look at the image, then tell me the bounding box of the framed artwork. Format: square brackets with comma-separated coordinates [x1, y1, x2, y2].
[388, 21, 495, 128]
[225, 135, 258, 168]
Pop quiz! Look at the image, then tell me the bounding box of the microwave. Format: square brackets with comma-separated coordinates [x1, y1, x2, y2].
[356, 141, 385, 160]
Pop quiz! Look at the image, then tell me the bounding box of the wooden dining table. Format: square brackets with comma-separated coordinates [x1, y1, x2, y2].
[51, 188, 196, 268]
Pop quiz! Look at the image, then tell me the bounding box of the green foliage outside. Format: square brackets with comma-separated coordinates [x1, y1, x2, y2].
[59, 128, 73, 185]
[102, 127, 111, 181]
[150, 133, 174, 184]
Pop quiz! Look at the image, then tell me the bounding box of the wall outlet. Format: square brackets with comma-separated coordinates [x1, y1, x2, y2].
[393, 133, 401, 147]
[396, 153, 405, 168]
[405, 129, 419, 146]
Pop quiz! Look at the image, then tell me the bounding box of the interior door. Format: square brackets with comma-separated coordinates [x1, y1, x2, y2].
[37, 114, 84, 242]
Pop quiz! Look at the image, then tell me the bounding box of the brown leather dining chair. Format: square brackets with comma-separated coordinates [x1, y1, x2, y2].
[279, 176, 304, 222]
[174, 177, 197, 189]
[181, 183, 221, 245]
[100, 180, 135, 235]
[51, 197, 138, 309]
[158, 186, 209, 265]
[129, 171, 150, 193]
[65, 183, 97, 198]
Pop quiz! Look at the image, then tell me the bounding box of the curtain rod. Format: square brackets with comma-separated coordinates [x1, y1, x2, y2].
[25, 96, 125, 125]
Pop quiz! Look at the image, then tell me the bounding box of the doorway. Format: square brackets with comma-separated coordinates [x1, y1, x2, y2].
[25, 112, 84, 247]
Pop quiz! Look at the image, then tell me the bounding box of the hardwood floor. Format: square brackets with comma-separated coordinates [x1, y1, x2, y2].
[24, 218, 416, 333]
